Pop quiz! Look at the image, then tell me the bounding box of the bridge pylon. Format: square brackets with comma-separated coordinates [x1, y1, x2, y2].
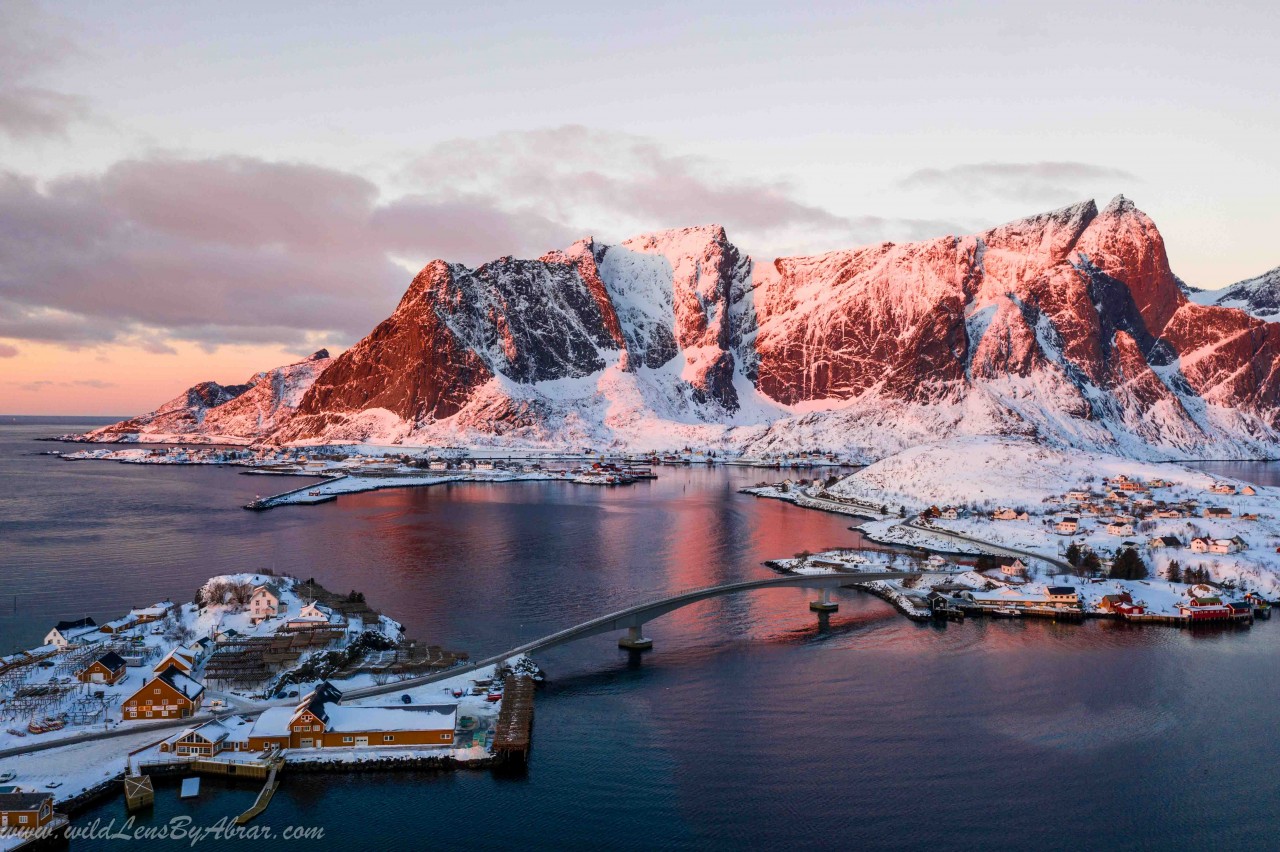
[810, 588, 839, 612]
[618, 625, 653, 651]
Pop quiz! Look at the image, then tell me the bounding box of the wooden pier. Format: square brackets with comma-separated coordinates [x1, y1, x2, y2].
[492, 675, 535, 764]
[234, 755, 283, 825]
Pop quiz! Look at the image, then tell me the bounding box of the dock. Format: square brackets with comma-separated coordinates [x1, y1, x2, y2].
[492, 675, 535, 764]
[234, 754, 283, 825]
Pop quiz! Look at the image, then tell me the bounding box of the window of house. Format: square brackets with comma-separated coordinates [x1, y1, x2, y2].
[313, 725, 321, 732]
[383, 735, 394, 742]
[342, 736, 353, 743]
[18, 815, 28, 824]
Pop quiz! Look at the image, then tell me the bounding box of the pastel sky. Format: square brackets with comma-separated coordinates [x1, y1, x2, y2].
[2, 0, 1277, 414]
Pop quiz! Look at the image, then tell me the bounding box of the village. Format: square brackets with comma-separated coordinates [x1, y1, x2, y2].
[751, 437, 1280, 626]
[0, 573, 536, 848]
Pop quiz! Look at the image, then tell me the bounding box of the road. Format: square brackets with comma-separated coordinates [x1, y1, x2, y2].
[901, 519, 1074, 572]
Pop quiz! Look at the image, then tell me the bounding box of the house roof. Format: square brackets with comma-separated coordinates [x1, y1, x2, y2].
[323, 704, 457, 733]
[129, 601, 172, 618]
[253, 582, 283, 599]
[53, 617, 96, 632]
[296, 681, 344, 726]
[249, 706, 294, 738]
[0, 791, 51, 811]
[1046, 586, 1077, 595]
[154, 664, 204, 699]
[93, 651, 127, 672]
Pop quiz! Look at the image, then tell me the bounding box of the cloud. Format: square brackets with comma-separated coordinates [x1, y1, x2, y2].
[0, 343, 17, 357]
[0, 2, 90, 140]
[1, 129, 970, 353]
[403, 126, 965, 258]
[0, 161, 407, 350]
[898, 161, 1139, 205]
[5, 377, 115, 392]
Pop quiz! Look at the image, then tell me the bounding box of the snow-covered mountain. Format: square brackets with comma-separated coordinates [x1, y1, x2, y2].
[1191, 266, 1280, 322]
[86, 350, 332, 444]
[86, 198, 1280, 461]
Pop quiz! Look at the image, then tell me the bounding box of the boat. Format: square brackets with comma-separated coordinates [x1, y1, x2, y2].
[990, 607, 1022, 618]
[451, 689, 464, 698]
[6, 728, 26, 738]
[486, 692, 503, 702]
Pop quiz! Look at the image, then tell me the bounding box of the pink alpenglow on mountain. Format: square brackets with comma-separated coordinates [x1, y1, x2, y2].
[88, 198, 1280, 461]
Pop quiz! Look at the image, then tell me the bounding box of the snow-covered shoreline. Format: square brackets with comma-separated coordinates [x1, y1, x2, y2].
[752, 436, 1280, 619]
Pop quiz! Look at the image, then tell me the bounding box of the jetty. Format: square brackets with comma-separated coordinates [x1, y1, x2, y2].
[492, 675, 535, 764]
[235, 753, 284, 825]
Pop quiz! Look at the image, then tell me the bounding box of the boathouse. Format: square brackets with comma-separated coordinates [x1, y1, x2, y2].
[249, 682, 457, 750]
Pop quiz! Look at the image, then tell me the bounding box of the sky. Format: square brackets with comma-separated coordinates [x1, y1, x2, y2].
[1, 0, 1277, 415]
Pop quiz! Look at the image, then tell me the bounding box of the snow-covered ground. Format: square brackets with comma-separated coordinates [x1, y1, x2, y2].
[757, 436, 1280, 601]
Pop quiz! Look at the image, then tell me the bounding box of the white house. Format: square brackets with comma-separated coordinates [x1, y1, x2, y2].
[1054, 517, 1079, 535]
[1105, 521, 1135, 536]
[43, 618, 97, 649]
[249, 583, 283, 625]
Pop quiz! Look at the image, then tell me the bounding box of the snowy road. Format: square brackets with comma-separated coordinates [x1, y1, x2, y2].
[901, 520, 1073, 572]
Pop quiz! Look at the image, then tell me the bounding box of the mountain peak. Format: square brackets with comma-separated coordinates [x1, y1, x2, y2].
[1101, 193, 1138, 216]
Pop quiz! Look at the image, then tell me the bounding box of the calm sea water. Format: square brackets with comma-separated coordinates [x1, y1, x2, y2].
[3, 418, 1279, 851]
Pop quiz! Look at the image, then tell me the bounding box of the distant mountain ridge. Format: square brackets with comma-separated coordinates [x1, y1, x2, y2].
[83, 198, 1280, 461]
[1191, 265, 1280, 323]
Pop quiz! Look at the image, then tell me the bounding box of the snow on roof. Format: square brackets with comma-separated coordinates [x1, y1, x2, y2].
[323, 705, 457, 733]
[249, 707, 295, 738]
[129, 602, 172, 617]
[154, 664, 204, 699]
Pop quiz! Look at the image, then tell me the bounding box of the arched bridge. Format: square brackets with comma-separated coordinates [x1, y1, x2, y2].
[0, 571, 916, 759]
[341, 570, 914, 702]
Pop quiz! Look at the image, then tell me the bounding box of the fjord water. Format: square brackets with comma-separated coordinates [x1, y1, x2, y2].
[3, 419, 1279, 851]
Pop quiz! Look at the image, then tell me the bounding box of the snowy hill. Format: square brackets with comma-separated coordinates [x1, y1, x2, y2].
[84, 198, 1280, 460]
[86, 350, 332, 444]
[1191, 266, 1280, 322]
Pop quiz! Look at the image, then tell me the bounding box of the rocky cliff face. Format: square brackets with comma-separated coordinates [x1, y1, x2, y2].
[88, 198, 1280, 460]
